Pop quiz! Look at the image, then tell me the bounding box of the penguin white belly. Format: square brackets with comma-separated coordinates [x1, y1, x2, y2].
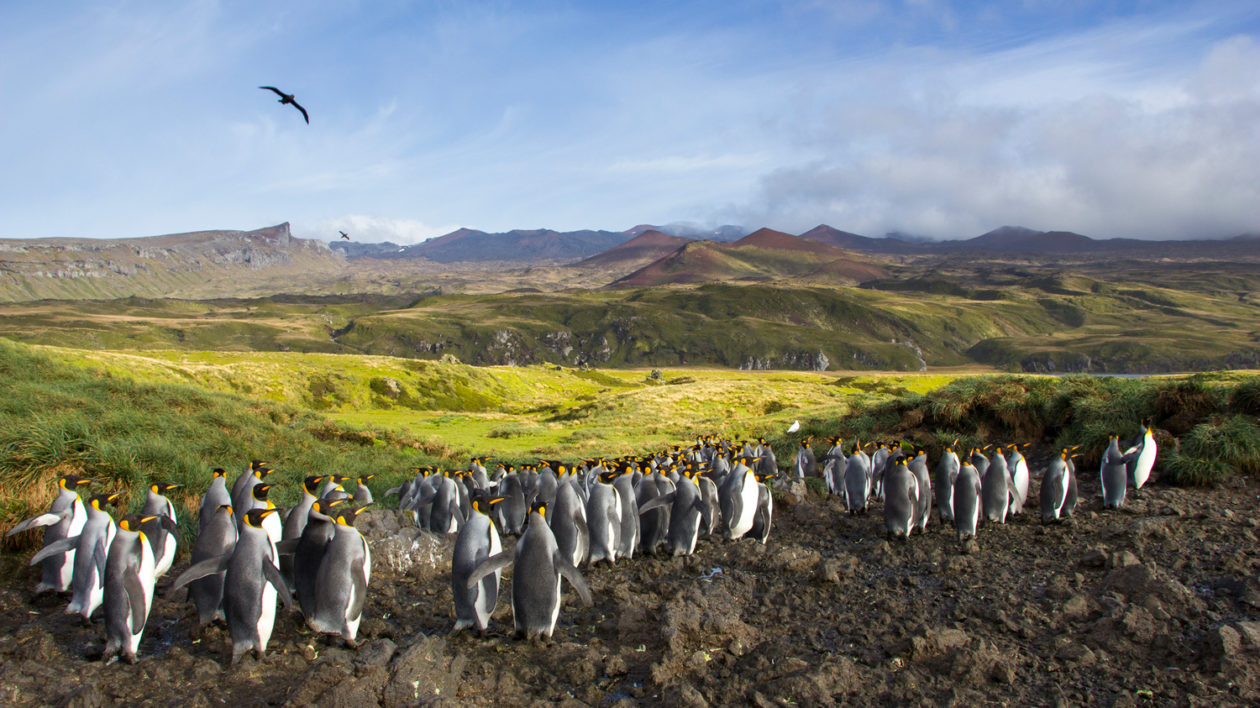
[129, 542, 157, 654]
[262, 513, 283, 550]
[1134, 439, 1156, 488]
[258, 581, 277, 652]
[730, 473, 758, 539]
[56, 504, 87, 591]
[473, 529, 501, 626]
[154, 535, 177, 578]
[548, 574, 562, 637]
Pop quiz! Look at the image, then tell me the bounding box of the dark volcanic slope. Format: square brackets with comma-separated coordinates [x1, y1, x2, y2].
[614, 229, 888, 287]
[2, 469, 1256, 706]
[577, 229, 694, 268]
[401, 228, 631, 263]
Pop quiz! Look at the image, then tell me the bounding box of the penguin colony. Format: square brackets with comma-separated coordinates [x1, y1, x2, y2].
[6, 463, 374, 664]
[6, 423, 1156, 662]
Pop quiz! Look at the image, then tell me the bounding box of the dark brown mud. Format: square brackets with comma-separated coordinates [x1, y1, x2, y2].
[2, 471, 1259, 707]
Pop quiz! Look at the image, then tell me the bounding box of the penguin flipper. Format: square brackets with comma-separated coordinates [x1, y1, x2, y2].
[28, 535, 79, 565]
[261, 560, 293, 608]
[637, 492, 676, 515]
[275, 538, 301, 555]
[466, 550, 512, 590]
[123, 568, 146, 632]
[349, 563, 367, 622]
[552, 551, 593, 607]
[8, 510, 71, 536]
[166, 553, 231, 597]
[158, 516, 179, 534]
[692, 497, 712, 532]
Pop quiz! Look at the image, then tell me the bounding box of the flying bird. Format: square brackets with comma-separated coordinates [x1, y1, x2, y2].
[339, 230, 350, 240]
[259, 86, 309, 124]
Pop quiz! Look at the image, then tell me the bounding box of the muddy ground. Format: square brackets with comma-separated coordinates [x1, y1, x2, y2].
[2, 466, 1259, 707]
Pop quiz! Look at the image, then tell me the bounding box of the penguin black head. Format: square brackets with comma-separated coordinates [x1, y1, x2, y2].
[359, 474, 375, 483]
[118, 514, 157, 533]
[252, 483, 273, 501]
[59, 474, 92, 490]
[253, 462, 273, 480]
[89, 492, 122, 510]
[335, 505, 370, 527]
[243, 508, 279, 528]
[303, 475, 326, 495]
[530, 500, 548, 519]
[470, 490, 504, 514]
[313, 497, 348, 516]
[150, 482, 182, 494]
[212, 467, 227, 478]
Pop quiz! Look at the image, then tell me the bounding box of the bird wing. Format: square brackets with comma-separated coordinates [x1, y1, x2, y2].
[259, 86, 285, 97]
[291, 101, 310, 124]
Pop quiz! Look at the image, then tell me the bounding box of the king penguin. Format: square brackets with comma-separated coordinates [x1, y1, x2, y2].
[638, 469, 710, 556]
[747, 471, 774, 545]
[908, 449, 932, 533]
[717, 458, 759, 540]
[584, 472, 622, 565]
[1124, 418, 1157, 491]
[28, 491, 122, 622]
[883, 459, 918, 540]
[292, 498, 345, 620]
[793, 438, 818, 479]
[102, 514, 160, 664]
[843, 447, 870, 514]
[982, 447, 1010, 524]
[550, 471, 590, 567]
[6, 474, 91, 593]
[170, 508, 292, 663]
[309, 505, 372, 647]
[466, 501, 593, 641]
[953, 463, 983, 542]
[611, 469, 640, 559]
[1040, 452, 1071, 523]
[282, 476, 326, 583]
[1100, 435, 1128, 509]
[140, 482, 182, 579]
[452, 490, 504, 634]
[188, 503, 237, 626]
[1007, 445, 1030, 515]
[199, 468, 231, 532]
[934, 443, 960, 524]
[232, 461, 271, 527]
[495, 472, 527, 536]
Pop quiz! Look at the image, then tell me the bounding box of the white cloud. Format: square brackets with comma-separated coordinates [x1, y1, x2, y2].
[301, 215, 459, 245]
[732, 26, 1260, 240]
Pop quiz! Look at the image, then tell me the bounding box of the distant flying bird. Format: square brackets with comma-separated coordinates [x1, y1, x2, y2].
[787, 420, 800, 433]
[339, 230, 350, 240]
[259, 86, 309, 124]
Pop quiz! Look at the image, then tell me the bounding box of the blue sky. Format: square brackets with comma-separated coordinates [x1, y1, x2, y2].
[2, 0, 1257, 243]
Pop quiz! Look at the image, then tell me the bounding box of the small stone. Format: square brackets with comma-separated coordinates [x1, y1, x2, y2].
[1234, 620, 1260, 648]
[1081, 548, 1108, 568]
[1109, 550, 1141, 569]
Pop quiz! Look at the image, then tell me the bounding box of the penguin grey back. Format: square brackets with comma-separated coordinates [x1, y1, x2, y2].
[934, 448, 960, 523]
[953, 464, 982, 541]
[1100, 435, 1128, 509]
[982, 448, 1010, 524]
[883, 461, 918, 539]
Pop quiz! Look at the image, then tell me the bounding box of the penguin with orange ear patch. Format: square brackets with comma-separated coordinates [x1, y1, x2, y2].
[467, 501, 593, 641]
[103, 513, 170, 664]
[453, 490, 504, 634]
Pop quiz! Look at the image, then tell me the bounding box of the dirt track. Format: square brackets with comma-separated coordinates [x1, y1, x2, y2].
[2, 466, 1259, 707]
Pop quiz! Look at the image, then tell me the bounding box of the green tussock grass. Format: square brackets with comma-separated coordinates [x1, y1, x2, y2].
[780, 370, 1260, 487]
[0, 339, 449, 552]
